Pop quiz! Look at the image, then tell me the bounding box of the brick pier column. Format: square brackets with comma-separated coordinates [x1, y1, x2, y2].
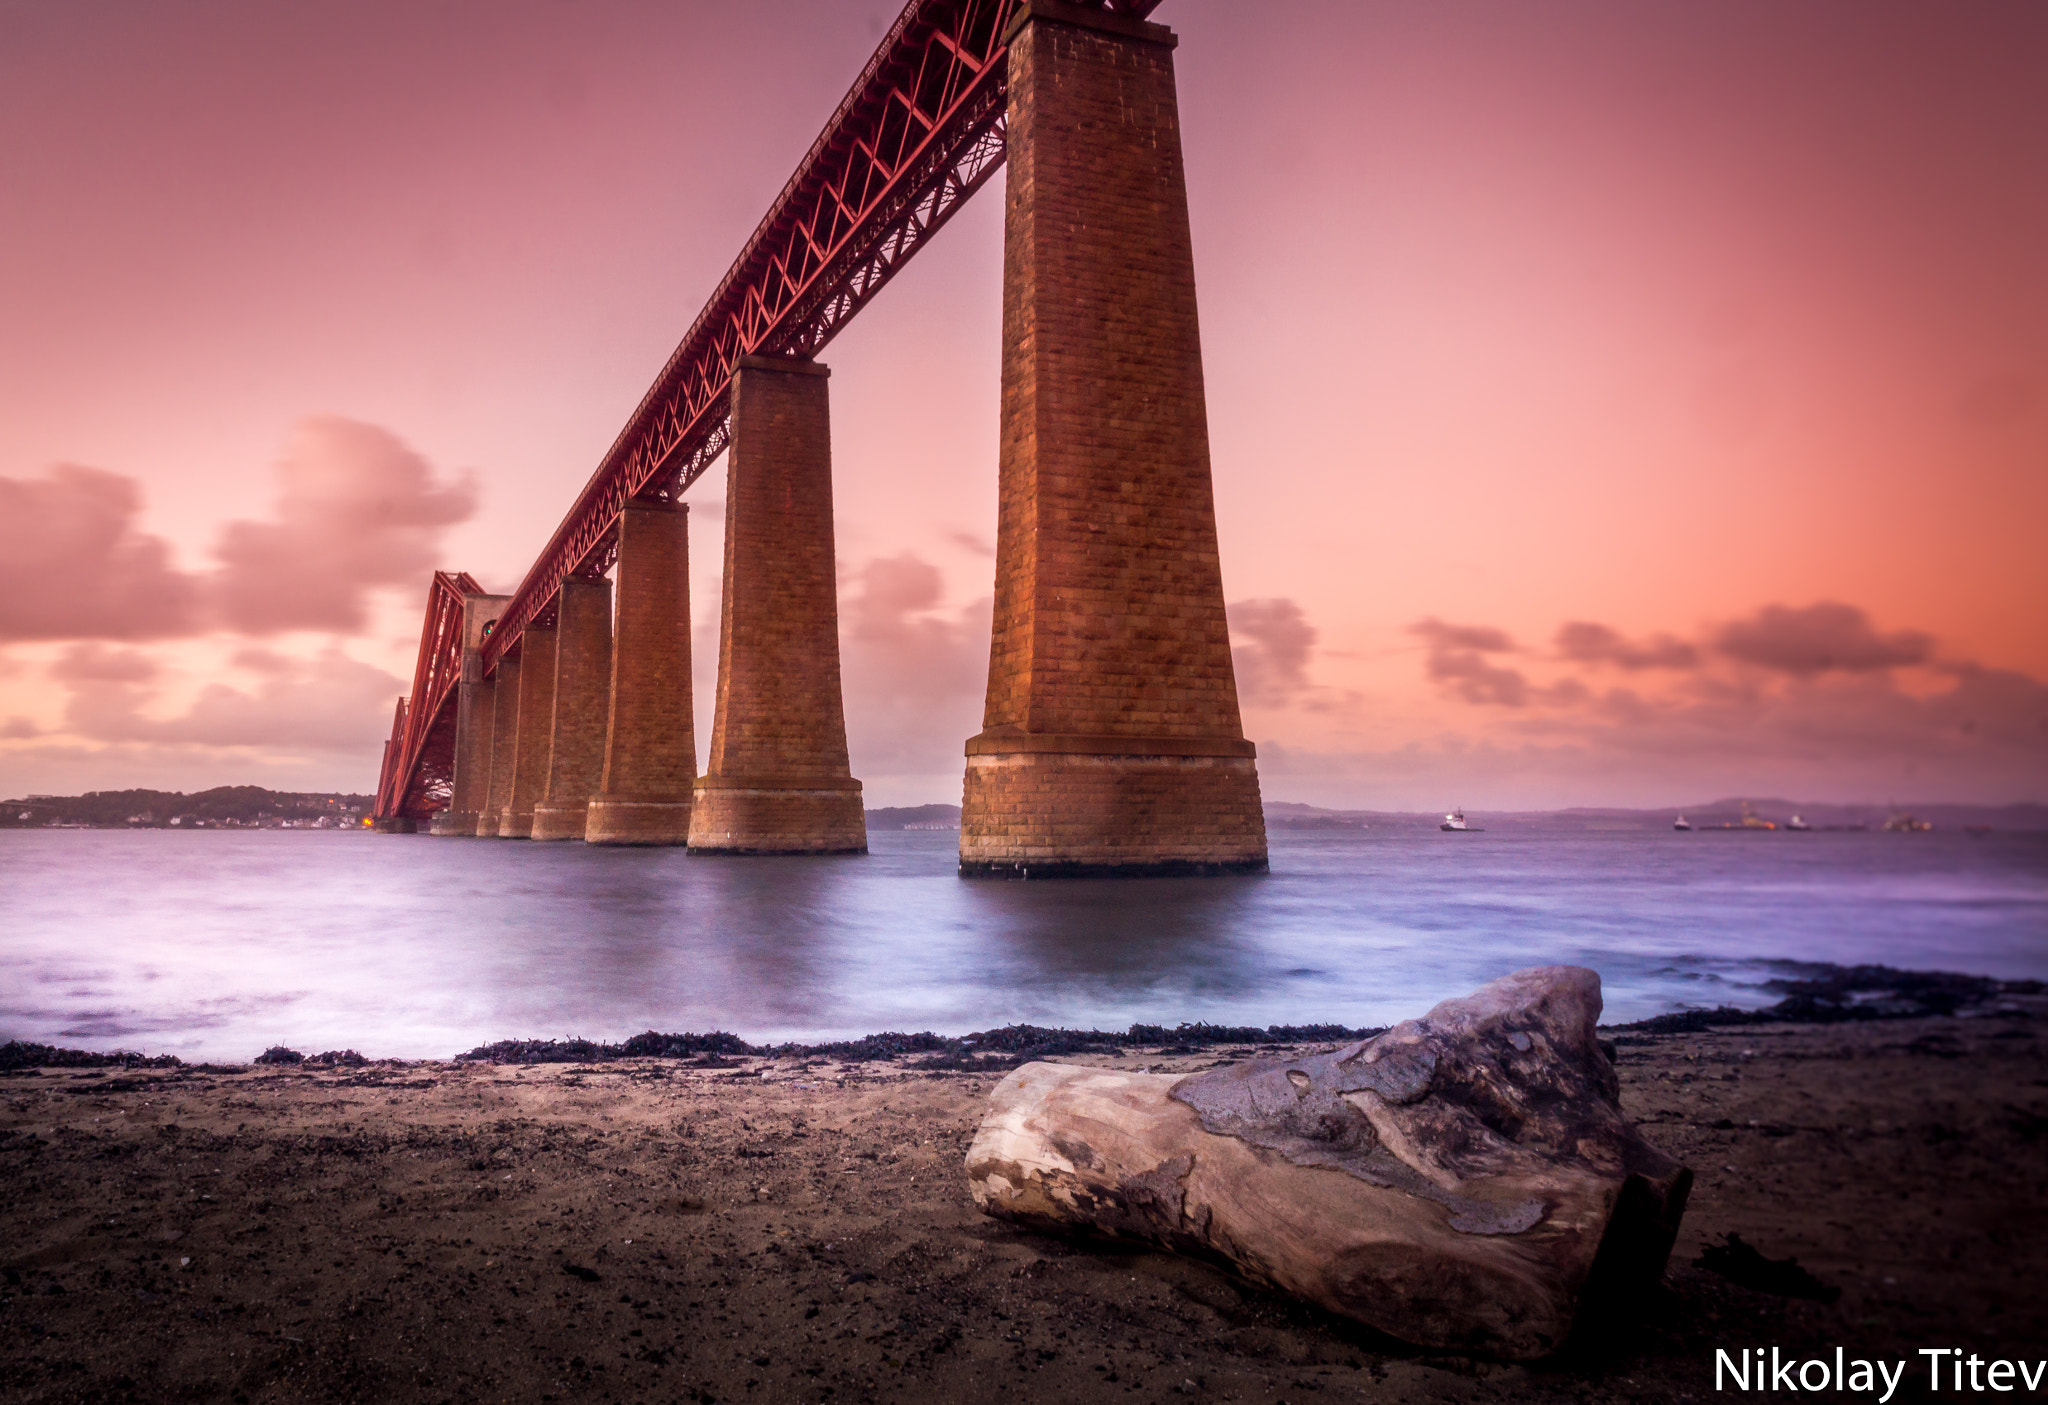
[496, 625, 557, 839]
[958, 2, 1267, 877]
[478, 652, 521, 836]
[688, 356, 866, 854]
[432, 591, 510, 836]
[586, 502, 697, 845]
[531, 577, 614, 841]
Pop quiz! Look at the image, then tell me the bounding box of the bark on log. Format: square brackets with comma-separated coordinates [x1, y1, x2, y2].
[965, 967, 1690, 1359]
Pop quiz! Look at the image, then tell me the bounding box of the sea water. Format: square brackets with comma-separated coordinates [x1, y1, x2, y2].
[2, 827, 2043, 1062]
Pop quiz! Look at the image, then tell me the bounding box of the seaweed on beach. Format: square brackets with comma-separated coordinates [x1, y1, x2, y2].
[1611, 965, 2039, 1035]
[457, 1031, 756, 1064]
[781, 1031, 957, 1062]
[451, 1019, 1390, 1069]
[0, 1041, 182, 1072]
[14, 963, 2036, 1071]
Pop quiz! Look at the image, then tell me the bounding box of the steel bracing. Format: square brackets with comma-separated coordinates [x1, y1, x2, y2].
[375, 571, 482, 819]
[375, 0, 1161, 820]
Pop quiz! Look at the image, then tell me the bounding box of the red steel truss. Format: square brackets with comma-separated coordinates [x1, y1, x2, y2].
[375, 571, 482, 820]
[376, 0, 1161, 820]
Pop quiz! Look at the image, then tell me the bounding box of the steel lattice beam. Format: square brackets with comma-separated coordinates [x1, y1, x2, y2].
[375, 570, 481, 819]
[377, 0, 1162, 820]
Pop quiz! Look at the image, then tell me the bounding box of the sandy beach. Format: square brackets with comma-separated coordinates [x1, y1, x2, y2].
[4, 1004, 2045, 1405]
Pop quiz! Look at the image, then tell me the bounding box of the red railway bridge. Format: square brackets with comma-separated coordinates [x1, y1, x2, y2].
[373, 0, 1267, 875]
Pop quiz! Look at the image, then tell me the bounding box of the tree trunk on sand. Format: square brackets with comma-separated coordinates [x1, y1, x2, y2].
[964, 966, 1691, 1360]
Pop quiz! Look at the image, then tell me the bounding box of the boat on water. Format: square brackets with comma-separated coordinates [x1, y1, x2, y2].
[1706, 801, 1776, 831]
[1786, 815, 1813, 831]
[1440, 807, 1483, 832]
[1673, 815, 1693, 831]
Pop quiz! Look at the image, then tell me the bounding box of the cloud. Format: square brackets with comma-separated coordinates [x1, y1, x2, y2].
[0, 418, 475, 646]
[1712, 602, 1932, 676]
[1410, 618, 1531, 706]
[0, 465, 200, 641]
[210, 416, 477, 634]
[0, 716, 39, 739]
[838, 552, 988, 776]
[1374, 601, 2048, 802]
[945, 529, 995, 557]
[1411, 619, 1515, 654]
[49, 643, 161, 685]
[51, 645, 402, 753]
[1555, 621, 1700, 670]
[1230, 597, 1317, 706]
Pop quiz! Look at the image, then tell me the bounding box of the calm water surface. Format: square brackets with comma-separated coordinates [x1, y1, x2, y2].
[3, 827, 2044, 1061]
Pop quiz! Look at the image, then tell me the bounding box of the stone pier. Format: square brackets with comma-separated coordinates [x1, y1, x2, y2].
[431, 591, 510, 836]
[586, 502, 697, 845]
[497, 626, 557, 839]
[959, 2, 1267, 877]
[478, 653, 521, 836]
[688, 356, 866, 854]
[531, 577, 614, 842]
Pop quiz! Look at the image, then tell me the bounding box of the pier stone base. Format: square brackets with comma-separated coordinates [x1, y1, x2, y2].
[960, 745, 1266, 877]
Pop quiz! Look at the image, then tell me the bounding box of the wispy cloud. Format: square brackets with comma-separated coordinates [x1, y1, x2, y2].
[0, 466, 200, 641]
[0, 416, 476, 643]
[210, 417, 476, 634]
[49, 644, 403, 753]
[838, 552, 988, 780]
[1711, 602, 1932, 676]
[1230, 597, 1317, 706]
[1369, 601, 2048, 802]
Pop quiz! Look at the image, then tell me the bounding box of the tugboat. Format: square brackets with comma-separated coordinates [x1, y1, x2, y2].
[1440, 807, 1482, 832]
[1673, 815, 1693, 831]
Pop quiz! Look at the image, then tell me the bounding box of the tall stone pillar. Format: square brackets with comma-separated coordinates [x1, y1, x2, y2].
[478, 652, 521, 836]
[959, 2, 1267, 877]
[497, 625, 557, 839]
[531, 577, 614, 841]
[432, 591, 510, 836]
[688, 356, 866, 854]
[586, 502, 697, 845]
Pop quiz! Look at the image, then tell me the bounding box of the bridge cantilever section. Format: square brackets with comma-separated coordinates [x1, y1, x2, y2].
[374, 570, 483, 824]
[374, 0, 1161, 823]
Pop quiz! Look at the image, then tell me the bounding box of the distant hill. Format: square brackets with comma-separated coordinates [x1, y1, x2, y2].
[1, 787, 372, 830]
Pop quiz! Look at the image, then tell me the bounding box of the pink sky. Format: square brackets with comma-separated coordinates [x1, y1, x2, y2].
[1, 0, 2042, 809]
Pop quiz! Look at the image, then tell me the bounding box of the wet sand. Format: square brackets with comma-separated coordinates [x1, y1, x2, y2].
[3, 1007, 2045, 1404]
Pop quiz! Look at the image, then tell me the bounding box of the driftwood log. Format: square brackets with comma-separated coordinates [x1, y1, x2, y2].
[965, 967, 1690, 1359]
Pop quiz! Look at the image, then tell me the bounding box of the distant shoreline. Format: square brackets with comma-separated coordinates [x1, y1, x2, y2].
[9, 788, 2044, 833]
